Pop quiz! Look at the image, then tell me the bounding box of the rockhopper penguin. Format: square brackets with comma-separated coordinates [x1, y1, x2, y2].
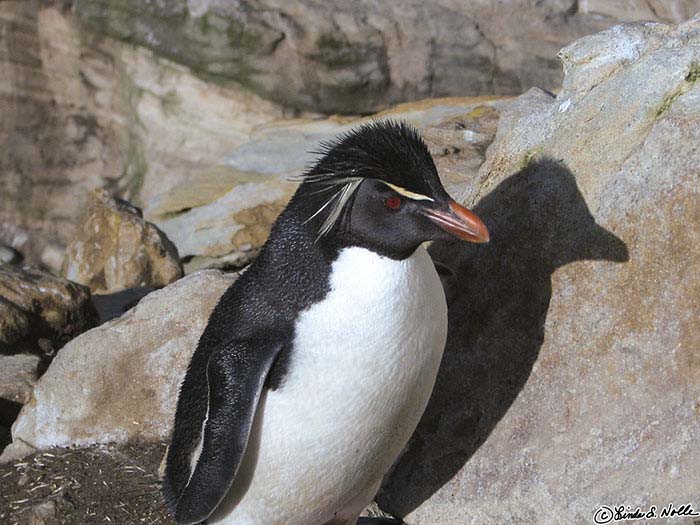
[163, 121, 490, 525]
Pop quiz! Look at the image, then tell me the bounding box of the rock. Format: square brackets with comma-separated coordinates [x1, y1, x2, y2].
[20, 496, 74, 525]
[62, 189, 183, 293]
[0, 354, 39, 452]
[1, 270, 236, 460]
[0, 223, 30, 268]
[378, 17, 700, 523]
[0, 300, 29, 350]
[27, 500, 58, 525]
[73, 0, 700, 114]
[39, 243, 65, 276]
[0, 265, 97, 355]
[0, 355, 40, 405]
[0, 245, 21, 265]
[580, 0, 700, 22]
[153, 96, 503, 271]
[154, 173, 296, 272]
[360, 501, 400, 521]
[0, 3, 284, 269]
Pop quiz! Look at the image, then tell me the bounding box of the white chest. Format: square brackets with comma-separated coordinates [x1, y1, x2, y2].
[281, 245, 447, 416]
[211, 245, 448, 525]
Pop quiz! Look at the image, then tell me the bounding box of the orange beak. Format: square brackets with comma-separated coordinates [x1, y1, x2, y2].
[424, 200, 490, 243]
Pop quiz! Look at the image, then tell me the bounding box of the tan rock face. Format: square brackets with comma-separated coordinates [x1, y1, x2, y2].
[1, 270, 236, 460]
[153, 174, 296, 272]
[0, 265, 96, 355]
[0, 3, 283, 268]
[378, 17, 700, 523]
[62, 189, 183, 293]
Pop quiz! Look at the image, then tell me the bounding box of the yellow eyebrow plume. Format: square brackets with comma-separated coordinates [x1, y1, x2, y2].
[381, 181, 434, 202]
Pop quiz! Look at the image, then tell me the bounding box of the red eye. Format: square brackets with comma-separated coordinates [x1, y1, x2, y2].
[385, 196, 402, 210]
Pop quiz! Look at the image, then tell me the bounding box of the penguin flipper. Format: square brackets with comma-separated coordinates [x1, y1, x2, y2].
[173, 338, 281, 525]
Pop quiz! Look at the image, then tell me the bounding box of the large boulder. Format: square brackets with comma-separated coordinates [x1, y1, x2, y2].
[72, 0, 700, 114]
[378, 17, 700, 523]
[1, 270, 236, 461]
[62, 189, 183, 293]
[0, 265, 96, 356]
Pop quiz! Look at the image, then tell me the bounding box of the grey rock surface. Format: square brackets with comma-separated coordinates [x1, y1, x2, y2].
[378, 17, 700, 524]
[73, 0, 700, 114]
[153, 96, 503, 271]
[1, 270, 236, 460]
[0, 265, 96, 356]
[62, 189, 183, 293]
[0, 355, 40, 405]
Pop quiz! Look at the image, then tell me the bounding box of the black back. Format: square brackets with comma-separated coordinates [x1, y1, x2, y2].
[163, 193, 336, 512]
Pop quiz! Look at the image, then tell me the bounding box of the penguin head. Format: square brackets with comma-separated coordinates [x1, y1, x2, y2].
[298, 120, 489, 259]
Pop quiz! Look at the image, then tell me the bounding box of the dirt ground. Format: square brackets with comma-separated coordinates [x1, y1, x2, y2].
[0, 442, 404, 525]
[0, 442, 174, 525]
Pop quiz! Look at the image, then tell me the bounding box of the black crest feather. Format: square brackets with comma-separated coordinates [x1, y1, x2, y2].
[298, 120, 439, 238]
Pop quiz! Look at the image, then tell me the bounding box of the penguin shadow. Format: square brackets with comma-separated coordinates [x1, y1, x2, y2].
[377, 158, 629, 518]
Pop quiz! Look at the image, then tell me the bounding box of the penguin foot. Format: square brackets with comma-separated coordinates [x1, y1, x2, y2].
[357, 518, 404, 524]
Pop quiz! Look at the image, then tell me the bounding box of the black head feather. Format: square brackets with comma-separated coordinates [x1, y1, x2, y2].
[274, 119, 485, 259]
[296, 120, 449, 241]
[304, 120, 442, 197]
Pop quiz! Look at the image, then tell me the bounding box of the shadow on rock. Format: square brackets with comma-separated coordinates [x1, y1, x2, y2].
[0, 398, 22, 452]
[378, 158, 629, 517]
